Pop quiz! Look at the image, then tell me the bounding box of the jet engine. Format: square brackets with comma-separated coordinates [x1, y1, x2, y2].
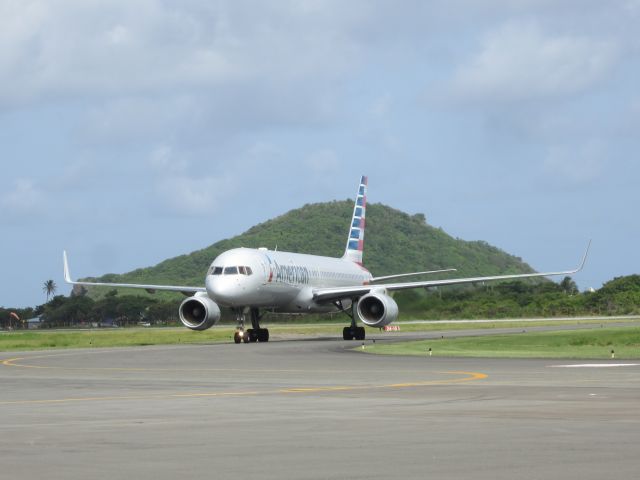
[179, 294, 221, 331]
[355, 291, 399, 328]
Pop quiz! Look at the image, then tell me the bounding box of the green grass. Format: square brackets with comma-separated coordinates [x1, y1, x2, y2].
[365, 327, 640, 359]
[0, 324, 359, 351]
[1, 318, 639, 352]
[0, 328, 231, 351]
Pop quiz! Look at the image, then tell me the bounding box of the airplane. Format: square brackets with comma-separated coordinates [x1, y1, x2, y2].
[63, 176, 590, 343]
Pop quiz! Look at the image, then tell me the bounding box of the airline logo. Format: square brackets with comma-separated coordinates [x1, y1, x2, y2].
[265, 256, 311, 285]
[272, 261, 310, 285]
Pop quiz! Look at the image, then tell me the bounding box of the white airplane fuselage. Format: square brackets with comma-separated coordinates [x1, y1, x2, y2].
[206, 248, 372, 313]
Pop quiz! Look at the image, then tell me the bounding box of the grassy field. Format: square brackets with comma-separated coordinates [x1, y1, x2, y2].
[1, 318, 639, 353]
[365, 327, 640, 359]
[0, 325, 334, 351]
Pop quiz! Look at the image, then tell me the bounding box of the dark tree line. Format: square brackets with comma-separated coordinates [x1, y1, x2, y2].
[396, 275, 640, 319]
[2, 275, 639, 329]
[1, 290, 179, 329]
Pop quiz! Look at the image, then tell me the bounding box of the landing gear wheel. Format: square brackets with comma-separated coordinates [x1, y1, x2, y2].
[247, 329, 259, 343]
[257, 328, 269, 342]
[233, 308, 269, 344]
[233, 308, 247, 344]
[343, 327, 354, 341]
[343, 326, 365, 341]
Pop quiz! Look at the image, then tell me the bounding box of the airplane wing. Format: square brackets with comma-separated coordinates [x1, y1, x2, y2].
[312, 242, 591, 303]
[370, 268, 456, 282]
[63, 251, 206, 296]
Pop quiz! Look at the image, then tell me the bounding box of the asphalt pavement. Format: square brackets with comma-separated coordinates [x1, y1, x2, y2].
[1, 329, 639, 479]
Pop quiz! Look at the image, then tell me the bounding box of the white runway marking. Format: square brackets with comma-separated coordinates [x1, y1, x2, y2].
[550, 363, 640, 368]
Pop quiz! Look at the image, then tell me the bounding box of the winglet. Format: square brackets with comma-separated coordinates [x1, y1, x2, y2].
[574, 239, 591, 273]
[63, 250, 74, 284]
[564, 240, 591, 275]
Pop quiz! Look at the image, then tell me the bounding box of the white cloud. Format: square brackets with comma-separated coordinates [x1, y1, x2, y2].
[106, 24, 130, 45]
[245, 141, 282, 160]
[449, 20, 619, 103]
[625, 0, 640, 12]
[0, 1, 241, 104]
[49, 160, 96, 191]
[357, 94, 401, 153]
[0, 179, 45, 217]
[0, 0, 366, 109]
[147, 145, 227, 216]
[149, 145, 188, 175]
[154, 175, 223, 216]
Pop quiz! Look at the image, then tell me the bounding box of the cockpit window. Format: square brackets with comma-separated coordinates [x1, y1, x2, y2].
[218, 266, 252, 275]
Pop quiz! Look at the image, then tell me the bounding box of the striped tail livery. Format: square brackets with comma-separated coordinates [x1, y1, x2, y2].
[343, 175, 367, 265]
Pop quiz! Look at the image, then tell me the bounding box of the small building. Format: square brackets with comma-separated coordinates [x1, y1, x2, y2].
[26, 316, 43, 329]
[99, 318, 119, 328]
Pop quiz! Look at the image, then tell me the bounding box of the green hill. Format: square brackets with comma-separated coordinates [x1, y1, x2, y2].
[80, 201, 535, 299]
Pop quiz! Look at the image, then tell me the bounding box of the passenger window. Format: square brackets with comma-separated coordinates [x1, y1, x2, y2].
[212, 267, 223, 275]
[224, 266, 238, 275]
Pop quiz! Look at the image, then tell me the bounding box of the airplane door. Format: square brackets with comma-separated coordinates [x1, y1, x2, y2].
[260, 260, 271, 285]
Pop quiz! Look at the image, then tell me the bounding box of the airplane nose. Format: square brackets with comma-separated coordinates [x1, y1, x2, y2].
[205, 275, 221, 299]
[206, 275, 239, 306]
[206, 267, 261, 307]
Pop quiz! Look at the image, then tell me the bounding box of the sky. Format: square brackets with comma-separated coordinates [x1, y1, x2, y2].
[1, 0, 639, 307]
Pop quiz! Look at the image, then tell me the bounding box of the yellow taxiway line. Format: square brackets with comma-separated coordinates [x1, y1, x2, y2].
[0, 370, 487, 406]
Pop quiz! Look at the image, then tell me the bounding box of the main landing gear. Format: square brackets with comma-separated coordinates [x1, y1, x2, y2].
[343, 324, 365, 341]
[335, 300, 365, 341]
[233, 307, 269, 344]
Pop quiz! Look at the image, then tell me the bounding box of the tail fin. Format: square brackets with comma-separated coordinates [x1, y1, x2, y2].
[343, 176, 367, 265]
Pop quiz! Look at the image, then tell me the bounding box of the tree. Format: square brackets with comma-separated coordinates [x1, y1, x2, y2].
[146, 300, 179, 325]
[560, 276, 579, 295]
[41, 295, 94, 328]
[114, 295, 154, 326]
[43, 279, 57, 303]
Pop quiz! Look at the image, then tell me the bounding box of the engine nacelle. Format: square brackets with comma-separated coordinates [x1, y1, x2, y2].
[179, 294, 221, 331]
[356, 291, 399, 328]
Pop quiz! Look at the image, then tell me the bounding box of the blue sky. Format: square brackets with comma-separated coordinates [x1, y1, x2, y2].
[2, 0, 638, 307]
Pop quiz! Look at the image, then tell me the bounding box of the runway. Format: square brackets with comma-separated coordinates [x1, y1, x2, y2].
[1, 333, 639, 479]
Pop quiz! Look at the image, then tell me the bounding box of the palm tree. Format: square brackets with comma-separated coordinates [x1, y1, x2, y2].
[43, 279, 57, 302]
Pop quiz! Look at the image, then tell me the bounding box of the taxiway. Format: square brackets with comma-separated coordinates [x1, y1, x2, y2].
[1, 332, 639, 479]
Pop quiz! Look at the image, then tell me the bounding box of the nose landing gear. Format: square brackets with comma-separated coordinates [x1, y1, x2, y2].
[233, 307, 269, 344]
[233, 329, 248, 344]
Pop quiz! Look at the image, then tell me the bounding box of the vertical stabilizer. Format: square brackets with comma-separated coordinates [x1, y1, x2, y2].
[343, 176, 367, 265]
